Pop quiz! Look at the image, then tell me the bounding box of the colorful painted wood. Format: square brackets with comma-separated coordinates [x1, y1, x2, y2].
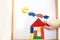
[37, 28, 41, 32]
[44, 15, 49, 19]
[30, 33, 34, 40]
[31, 18, 46, 27]
[30, 27, 34, 33]
[36, 14, 44, 18]
[41, 28, 44, 39]
[34, 30, 37, 36]
[30, 18, 45, 40]
[33, 36, 42, 39]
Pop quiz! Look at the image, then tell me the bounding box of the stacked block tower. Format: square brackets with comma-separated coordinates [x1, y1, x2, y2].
[30, 18, 46, 40]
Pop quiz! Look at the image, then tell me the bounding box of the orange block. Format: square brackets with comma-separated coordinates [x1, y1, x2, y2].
[41, 28, 44, 39]
[34, 30, 37, 36]
[36, 14, 44, 18]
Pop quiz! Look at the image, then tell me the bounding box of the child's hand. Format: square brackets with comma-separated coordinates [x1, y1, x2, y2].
[44, 18, 60, 30]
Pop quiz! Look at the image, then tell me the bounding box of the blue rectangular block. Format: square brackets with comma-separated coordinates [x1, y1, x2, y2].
[30, 27, 34, 33]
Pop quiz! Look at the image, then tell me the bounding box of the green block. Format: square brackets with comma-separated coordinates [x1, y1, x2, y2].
[34, 39, 42, 40]
[33, 36, 42, 39]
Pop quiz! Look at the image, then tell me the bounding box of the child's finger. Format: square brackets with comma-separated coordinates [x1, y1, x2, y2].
[44, 26, 53, 30]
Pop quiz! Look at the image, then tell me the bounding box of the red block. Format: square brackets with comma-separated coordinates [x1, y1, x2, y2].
[34, 30, 37, 36]
[41, 28, 44, 39]
[31, 18, 46, 27]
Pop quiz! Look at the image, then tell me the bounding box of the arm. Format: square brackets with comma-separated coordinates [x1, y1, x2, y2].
[44, 18, 60, 30]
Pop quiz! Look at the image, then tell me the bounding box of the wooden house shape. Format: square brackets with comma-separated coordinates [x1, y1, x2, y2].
[30, 18, 46, 40]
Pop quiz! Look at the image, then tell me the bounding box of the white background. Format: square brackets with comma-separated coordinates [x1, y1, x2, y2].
[14, 0, 56, 39]
[0, 0, 60, 40]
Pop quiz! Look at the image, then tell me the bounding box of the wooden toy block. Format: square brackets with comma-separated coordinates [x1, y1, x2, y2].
[22, 6, 29, 13]
[37, 28, 41, 32]
[41, 28, 44, 39]
[30, 39, 33, 40]
[30, 27, 34, 33]
[34, 39, 42, 40]
[30, 33, 34, 40]
[34, 30, 37, 36]
[28, 12, 36, 17]
[36, 13, 44, 18]
[33, 36, 42, 39]
[31, 18, 45, 27]
[44, 15, 49, 19]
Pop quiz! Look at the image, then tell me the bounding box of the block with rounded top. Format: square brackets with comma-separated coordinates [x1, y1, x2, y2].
[28, 12, 36, 17]
[44, 15, 49, 19]
[36, 13, 44, 18]
[22, 6, 29, 13]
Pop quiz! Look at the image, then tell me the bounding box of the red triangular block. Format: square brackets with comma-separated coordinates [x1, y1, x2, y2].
[31, 18, 45, 27]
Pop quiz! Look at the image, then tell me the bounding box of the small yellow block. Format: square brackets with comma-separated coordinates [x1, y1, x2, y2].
[30, 33, 34, 40]
[37, 28, 41, 32]
[22, 6, 29, 13]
